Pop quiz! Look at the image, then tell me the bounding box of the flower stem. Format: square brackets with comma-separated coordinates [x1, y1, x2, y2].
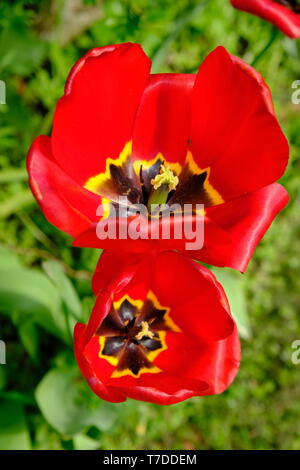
[147, 184, 170, 210]
[251, 26, 280, 67]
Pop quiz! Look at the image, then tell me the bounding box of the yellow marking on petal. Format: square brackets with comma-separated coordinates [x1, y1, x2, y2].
[110, 329, 167, 379]
[98, 335, 118, 368]
[111, 363, 162, 379]
[147, 331, 167, 362]
[195, 208, 205, 217]
[113, 295, 143, 312]
[98, 334, 164, 379]
[100, 197, 111, 220]
[146, 290, 181, 333]
[133, 153, 182, 179]
[98, 291, 180, 379]
[186, 151, 224, 206]
[84, 142, 223, 206]
[84, 141, 133, 195]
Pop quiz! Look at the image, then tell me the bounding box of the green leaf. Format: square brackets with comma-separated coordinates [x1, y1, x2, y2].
[43, 260, 82, 321]
[0, 190, 35, 219]
[73, 434, 100, 450]
[0, 391, 35, 406]
[0, 367, 7, 391]
[0, 400, 31, 450]
[14, 314, 40, 364]
[0, 245, 21, 268]
[43, 260, 83, 341]
[0, 168, 27, 183]
[35, 368, 116, 436]
[211, 267, 252, 340]
[0, 264, 70, 344]
[0, 16, 47, 76]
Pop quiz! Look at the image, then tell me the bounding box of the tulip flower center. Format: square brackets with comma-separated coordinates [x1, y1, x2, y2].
[275, 0, 300, 12]
[85, 142, 223, 218]
[147, 164, 179, 209]
[97, 293, 180, 377]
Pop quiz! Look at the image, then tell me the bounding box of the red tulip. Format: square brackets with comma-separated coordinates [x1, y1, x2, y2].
[27, 43, 289, 272]
[231, 0, 300, 38]
[74, 251, 240, 404]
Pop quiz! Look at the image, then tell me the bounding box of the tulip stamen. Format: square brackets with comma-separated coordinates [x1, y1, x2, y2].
[135, 321, 155, 341]
[147, 164, 179, 209]
[151, 164, 179, 191]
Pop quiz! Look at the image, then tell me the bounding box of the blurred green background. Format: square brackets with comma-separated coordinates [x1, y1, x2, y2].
[0, 0, 299, 450]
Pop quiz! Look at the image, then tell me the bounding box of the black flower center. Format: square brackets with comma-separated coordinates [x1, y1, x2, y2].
[275, 0, 300, 13]
[87, 154, 219, 217]
[97, 295, 178, 377]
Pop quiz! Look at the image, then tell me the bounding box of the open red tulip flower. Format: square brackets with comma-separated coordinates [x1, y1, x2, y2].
[74, 251, 240, 404]
[231, 1, 300, 38]
[27, 43, 289, 272]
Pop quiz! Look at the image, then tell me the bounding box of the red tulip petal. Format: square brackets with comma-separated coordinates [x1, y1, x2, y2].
[52, 43, 151, 184]
[92, 250, 143, 296]
[154, 327, 240, 395]
[80, 329, 209, 404]
[106, 372, 209, 405]
[72, 219, 153, 252]
[73, 211, 231, 256]
[74, 323, 126, 403]
[84, 252, 154, 346]
[195, 182, 289, 271]
[133, 73, 195, 164]
[153, 266, 240, 394]
[79, 317, 232, 405]
[155, 213, 231, 254]
[152, 251, 234, 341]
[74, 249, 241, 403]
[231, 0, 300, 38]
[27, 135, 99, 236]
[76, 321, 237, 404]
[190, 46, 289, 200]
[72, 182, 288, 273]
[75, 283, 210, 405]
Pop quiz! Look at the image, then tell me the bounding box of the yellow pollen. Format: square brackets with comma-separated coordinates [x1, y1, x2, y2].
[151, 164, 179, 191]
[135, 321, 155, 341]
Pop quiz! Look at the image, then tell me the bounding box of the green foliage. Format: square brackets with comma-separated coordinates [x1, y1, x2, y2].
[0, 248, 79, 344]
[211, 267, 251, 340]
[0, 0, 300, 451]
[35, 366, 117, 436]
[0, 400, 31, 450]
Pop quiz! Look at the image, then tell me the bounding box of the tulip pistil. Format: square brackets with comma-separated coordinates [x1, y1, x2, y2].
[151, 164, 179, 191]
[147, 164, 179, 209]
[135, 321, 155, 341]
